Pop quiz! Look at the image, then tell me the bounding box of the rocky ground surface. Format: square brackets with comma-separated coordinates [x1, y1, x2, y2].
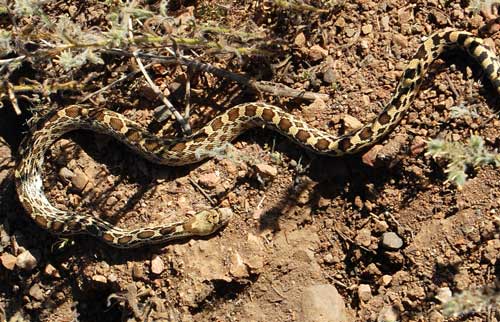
[0, 1, 499, 321]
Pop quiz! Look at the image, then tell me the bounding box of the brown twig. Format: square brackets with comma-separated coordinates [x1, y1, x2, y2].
[102, 49, 329, 101]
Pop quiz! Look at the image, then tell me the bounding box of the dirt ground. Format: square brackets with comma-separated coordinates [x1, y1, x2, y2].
[0, 1, 499, 321]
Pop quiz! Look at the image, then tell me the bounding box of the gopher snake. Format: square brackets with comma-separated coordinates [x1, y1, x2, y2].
[14, 30, 500, 248]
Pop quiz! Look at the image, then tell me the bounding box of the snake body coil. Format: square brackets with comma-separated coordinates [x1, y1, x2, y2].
[14, 30, 500, 248]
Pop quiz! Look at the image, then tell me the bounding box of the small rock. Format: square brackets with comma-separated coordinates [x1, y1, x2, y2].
[317, 196, 331, 208]
[410, 136, 426, 155]
[16, 250, 38, 271]
[374, 220, 389, 233]
[29, 284, 45, 301]
[343, 115, 363, 130]
[358, 284, 372, 302]
[0, 253, 17, 270]
[106, 196, 118, 207]
[309, 45, 328, 61]
[435, 287, 452, 304]
[428, 310, 444, 322]
[361, 145, 383, 167]
[150, 255, 164, 275]
[377, 305, 399, 322]
[255, 163, 277, 178]
[334, 17, 346, 28]
[322, 68, 336, 84]
[380, 16, 390, 30]
[354, 196, 363, 210]
[197, 172, 220, 189]
[303, 98, 327, 121]
[301, 284, 349, 322]
[295, 32, 306, 47]
[364, 263, 382, 276]
[229, 252, 249, 278]
[380, 275, 392, 286]
[44, 264, 60, 278]
[58, 167, 75, 183]
[71, 168, 89, 192]
[92, 274, 107, 284]
[345, 28, 357, 37]
[361, 24, 373, 35]
[323, 254, 335, 264]
[482, 239, 500, 264]
[381, 232, 403, 250]
[132, 264, 144, 279]
[107, 273, 118, 283]
[355, 228, 372, 247]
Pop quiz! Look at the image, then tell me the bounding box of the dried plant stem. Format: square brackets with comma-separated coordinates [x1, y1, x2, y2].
[128, 18, 191, 135]
[103, 49, 329, 101]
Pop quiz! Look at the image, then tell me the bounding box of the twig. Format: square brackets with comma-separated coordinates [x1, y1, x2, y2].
[445, 74, 460, 98]
[78, 63, 153, 103]
[0, 55, 26, 66]
[3, 81, 21, 115]
[127, 17, 191, 135]
[188, 177, 216, 206]
[184, 65, 193, 121]
[103, 49, 329, 101]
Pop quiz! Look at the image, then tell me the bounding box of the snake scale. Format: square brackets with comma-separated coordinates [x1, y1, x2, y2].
[14, 30, 500, 248]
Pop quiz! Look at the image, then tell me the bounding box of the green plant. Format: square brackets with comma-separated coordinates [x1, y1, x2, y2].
[426, 134, 500, 187]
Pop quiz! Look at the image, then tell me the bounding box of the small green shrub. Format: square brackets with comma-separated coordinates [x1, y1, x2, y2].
[426, 135, 500, 187]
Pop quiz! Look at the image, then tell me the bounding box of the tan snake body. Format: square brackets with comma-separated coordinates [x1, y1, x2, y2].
[14, 30, 500, 248]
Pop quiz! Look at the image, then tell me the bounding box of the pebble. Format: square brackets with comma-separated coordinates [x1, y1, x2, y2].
[317, 196, 330, 208]
[150, 255, 165, 275]
[301, 284, 349, 322]
[322, 68, 336, 84]
[335, 16, 346, 28]
[381, 232, 403, 250]
[16, 250, 38, 271]
[0, 253, 17, 270]
[92, 274, 107, 284]
[294, 32, 306, 47]
[380, 275, 392, 286]
[361, 24, 373, 35]
[132, 264, 144, 279]
[357, 284, 372, 302]
[380, 16, 390, 30]
[361, 145, 384, 167]
[377, 305, 399, 322]
[197, 172, 220, 189]
[428, 310, 444, 322]
[58, 167, 75, 183]
[229, 252, 249, 278]
[373, 220, 389, 233]
[323, 254, 335, 264]
[355, 228, 372, 247]
[482, 239, 500, 264]
[309, 45, 328, 61]
[44, 264, 60, 278]
[435, 287, 452, 304]
[29, 284, 45, 301]
[342, 115, 363, 130]
[107, 273, 118, 283]
[71, 168, 89, 192]
[255, 163, 278, 178]
[354, 196, 363, 210]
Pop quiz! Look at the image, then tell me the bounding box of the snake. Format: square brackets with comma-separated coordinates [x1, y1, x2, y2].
[13, 30, 500, 248]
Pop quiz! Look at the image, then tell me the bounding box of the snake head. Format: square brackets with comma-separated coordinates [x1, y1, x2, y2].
[183, 208, 233, 236]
